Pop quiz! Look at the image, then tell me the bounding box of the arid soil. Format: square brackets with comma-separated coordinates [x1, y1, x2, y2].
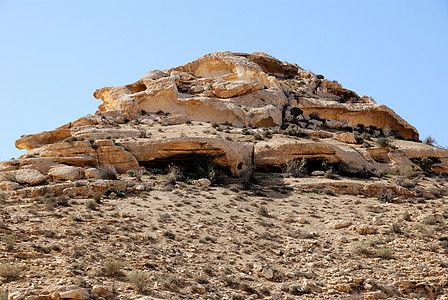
[1, 172, 448, 299]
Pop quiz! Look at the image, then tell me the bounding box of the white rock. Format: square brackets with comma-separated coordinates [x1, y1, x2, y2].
[338, 236, 349, 243]
[192, 178, 212, 187]
[59, 288, 89, 300]
[311, 170, 325, 176]
[261, 267, 274, 279]
[333, 221, 352, 229]
[8, 291, 27, 300]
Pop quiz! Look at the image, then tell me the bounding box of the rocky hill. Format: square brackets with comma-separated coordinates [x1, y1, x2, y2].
[1, 52, 448, 299]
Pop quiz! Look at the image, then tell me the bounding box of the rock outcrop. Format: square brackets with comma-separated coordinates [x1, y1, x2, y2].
[2, 51, 448, 196]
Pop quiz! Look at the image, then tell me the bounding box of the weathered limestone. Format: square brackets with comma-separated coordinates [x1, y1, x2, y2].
[334, 132, 357, 144]
[71, 127, 142, 139]
[254, 137, 377, 174]
[1, 51, 447, 199]
[298, 97, 419, 141]
[48, 166, 84, 181]
[94, 52, 289, 127]
[119, 137, 253, 176]
[0, 169, 46, 185]
[16, 128, 71, 150]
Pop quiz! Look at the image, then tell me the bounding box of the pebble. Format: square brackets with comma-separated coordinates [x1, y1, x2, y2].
[333, 221, 352, 229]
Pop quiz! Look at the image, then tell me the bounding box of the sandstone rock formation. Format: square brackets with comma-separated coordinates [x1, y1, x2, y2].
[2, 51, 448, 196]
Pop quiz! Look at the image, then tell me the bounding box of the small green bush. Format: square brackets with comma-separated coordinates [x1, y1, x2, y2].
[376, 137, 393, 148]
[284, 124, 301, 137]
[420, 157, 433, 172]
[360, 132, 371, 140]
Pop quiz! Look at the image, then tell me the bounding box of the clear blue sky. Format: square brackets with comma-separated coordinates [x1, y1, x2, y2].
[1, 0, 447, 160]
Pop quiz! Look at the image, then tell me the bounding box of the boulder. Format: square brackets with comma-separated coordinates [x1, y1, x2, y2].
[192, 178, 212, 187]
[0, 169, 46, 185]
[15, 128, 71, 150]
[95, 144, 139, 173]
[39, 141, 97, 159]
[84, 167, 101, 179]
[58, 288, 89, 300]
[91, 285, 114, 299]
[48, 166, 84, 181]
[334, 132, 357, 144]
[0, 181, 21, 191]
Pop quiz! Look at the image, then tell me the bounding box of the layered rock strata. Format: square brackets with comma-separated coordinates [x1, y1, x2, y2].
[2, 52, 447, 196]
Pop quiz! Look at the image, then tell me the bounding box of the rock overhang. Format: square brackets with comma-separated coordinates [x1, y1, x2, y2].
[2, 51, 448, 196]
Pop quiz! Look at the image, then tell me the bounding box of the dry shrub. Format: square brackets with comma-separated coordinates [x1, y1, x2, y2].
[101, 258, 124, 277]
[283, 158, 307, 177]
[423, 136, 436, 146]
[353, 240, 374, 256]
[0, 263, 20, 282]
[128, 271, 149, 293]
[1, 234, 18, 251]
[258, 205, 269, 217]
[324, 168, 337, 179]
[99, 165, 118, 180]
[93, 192, 102, 203]
[158, 276, 180, 290]
[165, 165, 182, 185]
[377, 189, 395, 203]
[85, 200, 98, 210]
[375, 245, 393, 259]
[399, 166, 415, 178]
[0, 191, 8, 201]
[395, 177, 415, 188]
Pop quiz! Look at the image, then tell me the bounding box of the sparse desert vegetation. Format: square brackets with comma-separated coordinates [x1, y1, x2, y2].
[1, 52, 448, 299]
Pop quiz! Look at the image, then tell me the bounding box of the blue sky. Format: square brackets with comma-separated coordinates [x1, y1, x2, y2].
[1, 0, 447, 160]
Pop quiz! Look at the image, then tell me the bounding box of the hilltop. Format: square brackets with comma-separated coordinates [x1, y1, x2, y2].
[0, 52, 448, 299]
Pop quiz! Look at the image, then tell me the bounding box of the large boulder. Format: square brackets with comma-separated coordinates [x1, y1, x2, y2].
[48, 166, 84, 181]
[0, 169, 46, 185]
[16, 128, 71, 150]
